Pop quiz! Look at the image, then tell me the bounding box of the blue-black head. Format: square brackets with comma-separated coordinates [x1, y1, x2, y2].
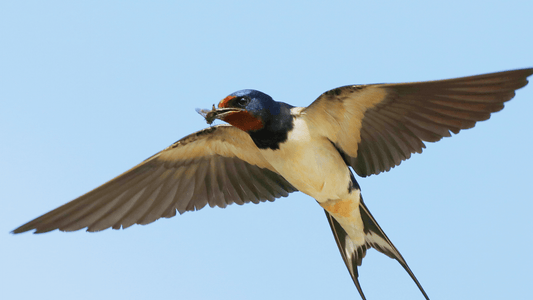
[215, 89, 289, 132]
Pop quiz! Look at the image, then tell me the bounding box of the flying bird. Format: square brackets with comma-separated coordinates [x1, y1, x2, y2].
[13, 68, 533, 300]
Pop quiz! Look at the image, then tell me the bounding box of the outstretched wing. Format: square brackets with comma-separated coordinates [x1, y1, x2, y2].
[13, 125, 297, 234]
[303, 68, 533, 177]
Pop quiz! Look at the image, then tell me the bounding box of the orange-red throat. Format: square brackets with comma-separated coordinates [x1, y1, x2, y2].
[217, 96, 263, 132]
[221, 110, 263, 132]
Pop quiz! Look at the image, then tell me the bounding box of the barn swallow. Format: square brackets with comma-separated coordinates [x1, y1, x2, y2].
[13, 68, 533, 300]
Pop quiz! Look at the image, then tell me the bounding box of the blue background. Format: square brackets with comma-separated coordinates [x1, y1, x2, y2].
[2, 1, 532, 299]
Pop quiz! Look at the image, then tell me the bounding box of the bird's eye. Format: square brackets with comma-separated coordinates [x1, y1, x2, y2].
[237, 97, 250, 107]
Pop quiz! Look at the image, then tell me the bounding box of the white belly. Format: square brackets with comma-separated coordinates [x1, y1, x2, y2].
[259, 117, 352, 202]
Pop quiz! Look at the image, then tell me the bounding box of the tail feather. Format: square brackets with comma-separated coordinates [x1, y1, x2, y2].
[324, 198, 430, 300]
[325, 210, 369, 300]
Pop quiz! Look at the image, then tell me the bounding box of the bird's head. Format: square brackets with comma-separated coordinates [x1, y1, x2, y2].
[198, 89, 281, 132]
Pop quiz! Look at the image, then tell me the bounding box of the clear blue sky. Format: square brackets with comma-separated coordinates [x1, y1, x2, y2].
[2, 1, 532, 300]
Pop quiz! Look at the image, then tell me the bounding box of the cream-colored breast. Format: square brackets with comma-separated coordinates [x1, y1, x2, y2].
[259, 113, 352, 202]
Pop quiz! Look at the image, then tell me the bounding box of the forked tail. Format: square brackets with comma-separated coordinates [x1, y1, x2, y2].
[324, 198, 430, 300]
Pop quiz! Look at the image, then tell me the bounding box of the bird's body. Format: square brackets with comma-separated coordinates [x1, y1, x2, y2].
[236, 103, 427, 298]
[13, 68, 533, 300]
[260, 108, 352, 202]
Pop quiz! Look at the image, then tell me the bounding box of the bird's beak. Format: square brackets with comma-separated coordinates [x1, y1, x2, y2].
[196, 105, 244, 125]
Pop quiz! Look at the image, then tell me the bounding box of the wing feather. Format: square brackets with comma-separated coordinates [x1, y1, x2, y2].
[303, 68, 533, 176]
[13, 125, 297, 234]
